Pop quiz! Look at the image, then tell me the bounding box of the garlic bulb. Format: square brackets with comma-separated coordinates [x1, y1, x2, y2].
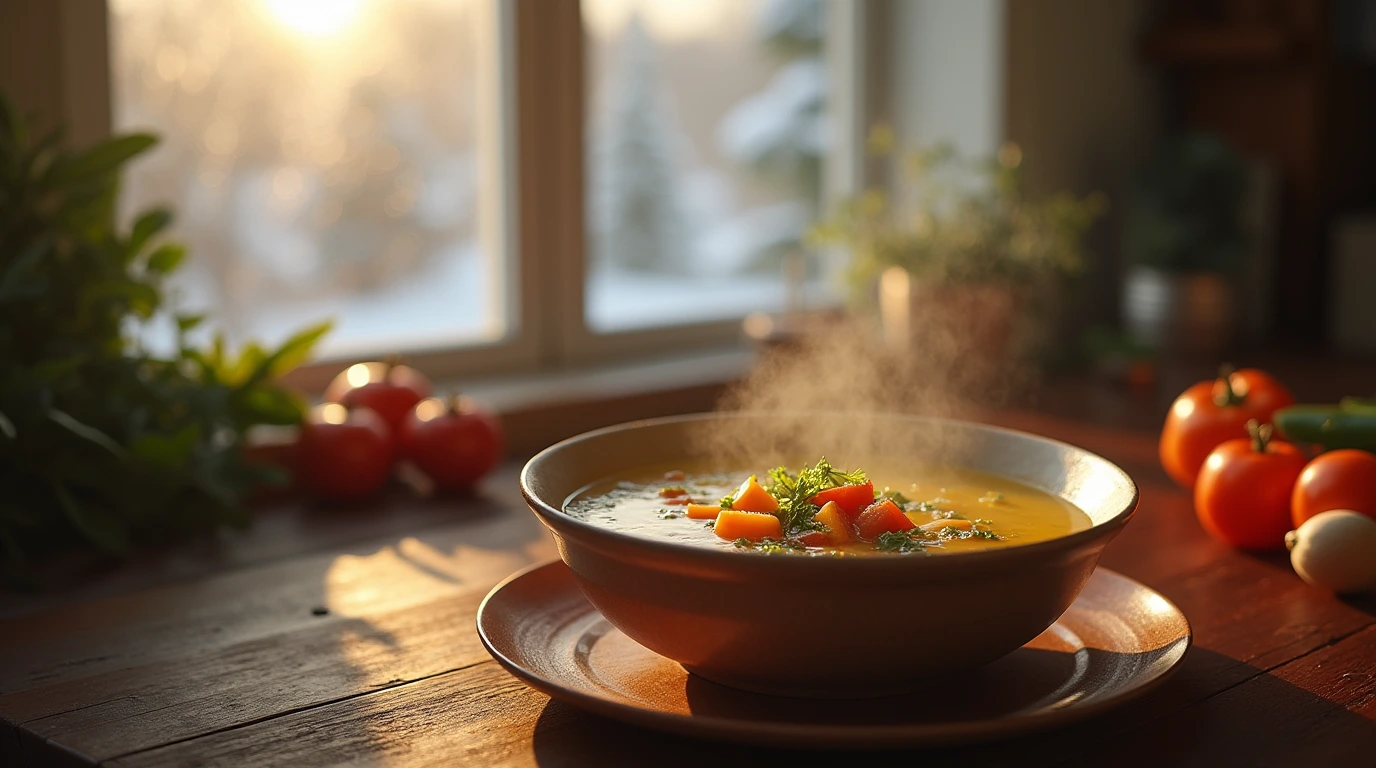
[1285, 510, 1376, 593]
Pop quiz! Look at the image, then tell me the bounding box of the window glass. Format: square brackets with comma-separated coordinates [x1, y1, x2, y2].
[110, 0, 501, 357]
[583, 0, 834, 332]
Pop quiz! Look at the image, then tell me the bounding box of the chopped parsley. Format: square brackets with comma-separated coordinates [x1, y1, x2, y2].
[765, 457, 866, 534]
[875, 530, 928, 553]
[734, 537, 804, 554]
[879, 487, 912, 506]
[656, 509, 684, 519]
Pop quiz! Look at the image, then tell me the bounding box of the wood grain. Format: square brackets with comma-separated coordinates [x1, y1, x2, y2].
[5, 370, 1376, 766]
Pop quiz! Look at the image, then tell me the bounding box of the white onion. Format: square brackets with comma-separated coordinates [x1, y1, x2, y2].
[1286, 510, 1376, 593]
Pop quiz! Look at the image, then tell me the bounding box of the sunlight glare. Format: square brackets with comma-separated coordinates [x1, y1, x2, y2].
[320, 403, 349, 424]
[414, 397, 447, 422]
[261, 0, 366, 38]
[584, 0, 731, 41]
[345, 363, 373, 388]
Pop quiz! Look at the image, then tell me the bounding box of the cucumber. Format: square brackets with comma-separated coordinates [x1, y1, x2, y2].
[1273, 405, 1376, 451]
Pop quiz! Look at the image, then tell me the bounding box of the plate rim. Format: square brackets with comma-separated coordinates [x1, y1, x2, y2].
[475, 560, 1193, 749]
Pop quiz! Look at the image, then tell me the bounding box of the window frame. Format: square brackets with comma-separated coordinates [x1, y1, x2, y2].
[55, 0, 873, 389]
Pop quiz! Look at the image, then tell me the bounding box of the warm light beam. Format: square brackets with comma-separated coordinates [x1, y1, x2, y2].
[261, 0, 366, 38]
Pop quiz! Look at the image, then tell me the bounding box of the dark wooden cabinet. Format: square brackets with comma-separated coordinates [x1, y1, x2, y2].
[1146, 0, 1376, 343]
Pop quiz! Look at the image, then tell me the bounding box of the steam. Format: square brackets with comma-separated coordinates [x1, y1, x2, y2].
[702, 280, 1039, 470]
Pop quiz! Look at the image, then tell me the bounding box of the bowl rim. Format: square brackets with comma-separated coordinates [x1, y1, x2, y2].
[520, 412, 1139, 572]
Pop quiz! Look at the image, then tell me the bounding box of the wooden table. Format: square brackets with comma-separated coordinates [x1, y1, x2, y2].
[4, 380, 1376, 766]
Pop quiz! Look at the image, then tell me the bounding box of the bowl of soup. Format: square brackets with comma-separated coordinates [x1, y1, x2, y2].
[520, 412, 1137, 698]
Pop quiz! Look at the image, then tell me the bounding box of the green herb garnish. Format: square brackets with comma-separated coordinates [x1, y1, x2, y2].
[874, 531, 922, 553]
[656, 509, 683, 519]
[735, 537, 805, 554]
[880, 487, 912, 506]
[765, 458, 866, 534]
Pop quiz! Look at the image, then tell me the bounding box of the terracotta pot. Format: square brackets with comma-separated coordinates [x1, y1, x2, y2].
[521, 413, 1138, 698]
[1122, 266, 1234, 358]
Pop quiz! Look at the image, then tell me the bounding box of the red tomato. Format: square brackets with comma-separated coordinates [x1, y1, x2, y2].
[1160, 367, 1293, 489]
[1194, 425, 1306, 550]
[324, 361, 431, 434]
[809, 482, 874, 522]
[400, 396, 503, 490]
[854, 499, 916, 541]
[297, 404, 394, 501]
[1291, 449, 1376, 528]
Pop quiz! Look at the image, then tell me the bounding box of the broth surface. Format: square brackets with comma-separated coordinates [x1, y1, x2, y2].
[565, 460, 1092, 556]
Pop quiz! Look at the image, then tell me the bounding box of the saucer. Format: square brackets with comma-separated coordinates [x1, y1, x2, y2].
[476, 560, 1190, 749]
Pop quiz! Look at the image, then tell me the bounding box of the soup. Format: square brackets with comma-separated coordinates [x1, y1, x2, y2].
[567, 460, 1089, 555]
[565, 458, 1092, 556]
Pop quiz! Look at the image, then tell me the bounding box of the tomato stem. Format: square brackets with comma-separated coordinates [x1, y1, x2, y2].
[1246, 419, 1272, 453]
[1214, 364, 1246, 407]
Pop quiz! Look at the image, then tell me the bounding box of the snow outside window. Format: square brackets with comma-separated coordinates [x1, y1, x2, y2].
[110, 0, 501, 359]
[584, 0, 840, 333]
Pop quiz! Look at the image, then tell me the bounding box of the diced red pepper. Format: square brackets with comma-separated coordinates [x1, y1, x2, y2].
[798, 531, 830, 547]
[854, 498, 916, 540]
[809, 482, 874, 522]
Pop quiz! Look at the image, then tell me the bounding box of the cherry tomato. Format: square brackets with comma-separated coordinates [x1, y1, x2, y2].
[400, 396, 503, 491]
[1160, 367, 1293, 489]
[324, 360, 431, 434]
[1194, 423, 1306, 550]
[1291, 449, 1376, 528]
[296, 404, 394, 501]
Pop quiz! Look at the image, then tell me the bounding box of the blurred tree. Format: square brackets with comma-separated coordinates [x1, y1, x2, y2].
[588, 12, 692, 274]
[717, 0, 826, 271]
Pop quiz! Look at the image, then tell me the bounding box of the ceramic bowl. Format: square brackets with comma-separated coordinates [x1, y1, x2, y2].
[520, 413, 1138, 698]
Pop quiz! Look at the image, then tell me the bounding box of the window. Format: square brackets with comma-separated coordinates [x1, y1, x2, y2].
[100, 0, 865, 381]
[109, 0, 511, 361]
[583, 0, 834, 333]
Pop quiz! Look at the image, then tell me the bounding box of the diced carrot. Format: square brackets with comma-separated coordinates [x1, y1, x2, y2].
[714, 510, 782, 542]
[729, 475, 780, 513]
[812, 501, 852, 544]
[663, 470, 686, 481]
[810, 482, 874, 521]
[686, 503, 723, 520]
[659, 486, 688, 498]
[855, 499, 916, 540]
[920, 518, 973, 533]
[662, 497, 692, 506]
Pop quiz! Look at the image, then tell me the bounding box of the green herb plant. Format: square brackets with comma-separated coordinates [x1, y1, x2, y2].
[765, 458, 866, 534]
[810, 131, 1107, 292]
[0, 99, 330, 580]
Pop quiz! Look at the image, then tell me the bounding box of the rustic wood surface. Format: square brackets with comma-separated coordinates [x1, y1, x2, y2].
[4, 368, 1376, 766]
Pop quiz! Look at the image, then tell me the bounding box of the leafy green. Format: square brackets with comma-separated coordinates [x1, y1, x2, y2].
[0, 99, 330, 580]
[733, 537, 804, 554]
[764, 458, 866, 533]
[879, 487, 911, 506]
[874, 530, 927, 554]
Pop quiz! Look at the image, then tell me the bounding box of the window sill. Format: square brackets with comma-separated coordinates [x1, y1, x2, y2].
[461, 347, 753, 456]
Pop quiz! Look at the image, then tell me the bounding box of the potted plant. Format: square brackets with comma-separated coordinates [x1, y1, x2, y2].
[1123, 133, 1247, 358]
[0, 99, 329, 584]
[810, 133, 1106, 366]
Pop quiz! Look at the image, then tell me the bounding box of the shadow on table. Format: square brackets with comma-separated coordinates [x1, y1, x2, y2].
[529, 647, 1376, 767]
